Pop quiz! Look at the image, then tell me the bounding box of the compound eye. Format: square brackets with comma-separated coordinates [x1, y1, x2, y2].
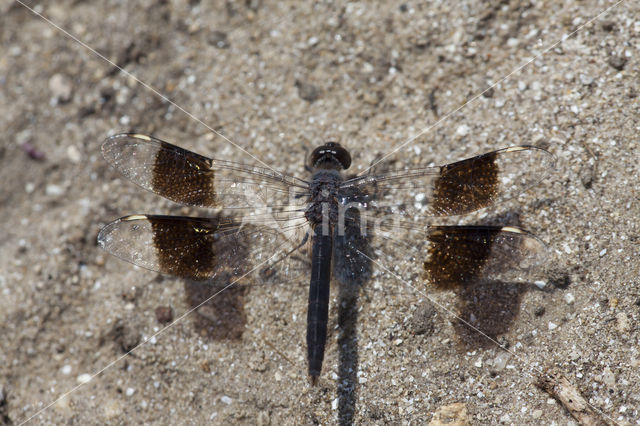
[308, 142, 352, 170]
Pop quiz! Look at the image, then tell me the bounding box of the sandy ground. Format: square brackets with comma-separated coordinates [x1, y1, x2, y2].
[1, 0, 639, 424]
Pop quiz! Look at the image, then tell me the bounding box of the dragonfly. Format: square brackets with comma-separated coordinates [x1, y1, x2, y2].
[97, 133, 555, 383]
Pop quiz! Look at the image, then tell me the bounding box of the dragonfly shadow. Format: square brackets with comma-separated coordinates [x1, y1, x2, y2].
[450, 268, 572, 350]
[336, 282, 360, 425]
[183, 275, 248, 341]
[452, 280, 528, 349]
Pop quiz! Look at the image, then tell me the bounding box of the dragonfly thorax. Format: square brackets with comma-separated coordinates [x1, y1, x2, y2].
[305, 169, 344, 233]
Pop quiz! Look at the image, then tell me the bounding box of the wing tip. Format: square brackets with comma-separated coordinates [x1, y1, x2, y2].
[101, 133, 154, 155]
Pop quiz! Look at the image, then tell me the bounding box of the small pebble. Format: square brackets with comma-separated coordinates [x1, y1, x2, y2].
[125, 387, 135, 397]
[431, 403, 470, 425]
[46, 184, 65, 196]
[599, 248, 607, 257]
[77, 373, 92, 384]
[608, 55, 627, 71]
[548, 322, 558, 330]
[295, 81, 319, 103]
[456, 124, 470, 137]
[601, 20, 615, 32]
[220, 395, 232, 405]
[602, 367, 615, 387]
[564, 293, 575, 304]
[61, 365, 72, 375]
[580, 74, 594, 85]
[49, 73, 73, 103]
[21, 142, 46, 161]
[207, 31, 229, 48]
[66, 145, 81, 163]
[616, 312, 631, 333]
[493, 353, 509, 370]
[361, 62, 374, 74]
[155, 306, 174, 324]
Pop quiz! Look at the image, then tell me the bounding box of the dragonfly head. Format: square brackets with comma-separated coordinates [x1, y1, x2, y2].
[308, 142, 352, 171]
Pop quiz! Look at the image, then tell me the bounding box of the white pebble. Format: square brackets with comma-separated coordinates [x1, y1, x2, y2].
[331, 398, 339, 410]
[125, 387, 135, 397]
[48, 73, 73, 103]
[534, 280, 546, 289]
[602, 367, 615, 387]
[46, 184, 64, 196]
[580, 74, 594, 85]
[548, 322, 558, 330]
[564, 293, 575, 304]
[599, 248, 607, 257]
[361, 62, 374, 74]
[616, 313, 631, 333]
[77, 373, 92, 384]
[493, 353, 509, 370]
[456, 124, 470, 137]
[61, 365, 72, 375]
[66, 145, 81, 163]
[25, 182, 35, 193]
[220, 395, 232, 405]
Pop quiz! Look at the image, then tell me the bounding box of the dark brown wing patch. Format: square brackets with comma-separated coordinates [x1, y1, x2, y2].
[423, 226, 545, 289]
[431, 151, 498, 216]
[152, 141, 217, 207]
[424, 226, 499, 289]
[149, 215, 224, 280]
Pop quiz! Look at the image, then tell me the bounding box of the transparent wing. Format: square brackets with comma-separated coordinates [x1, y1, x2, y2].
[97, 214, 310, 282]
[341, 145, 555, 218]
[368, 224, 547, 288]
[101, 134, 309, 219]
[421, 226, 547, 288]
